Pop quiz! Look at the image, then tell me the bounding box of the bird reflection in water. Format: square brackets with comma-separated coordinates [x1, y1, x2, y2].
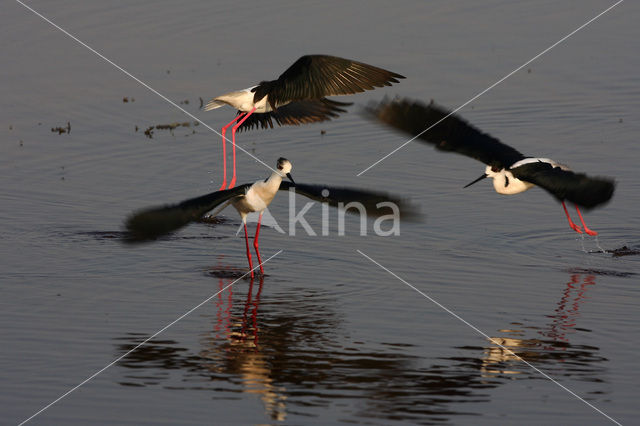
[541, 273, 596, 346]
[202, 275, 287, 421]
[116, 279, 521, 423]
[479, 273, 605, 380]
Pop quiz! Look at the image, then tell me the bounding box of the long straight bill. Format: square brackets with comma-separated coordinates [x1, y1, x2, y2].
[463, 173, 488, 188]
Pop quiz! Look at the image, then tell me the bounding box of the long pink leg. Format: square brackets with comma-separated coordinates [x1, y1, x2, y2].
[229, 106, 257, 189]
[243, 221, 254, 278]
[219, 114, 245, 190]
[562, 201, 583, 234]
[575, 205, 598, 236]
[253, 212, 264, 275]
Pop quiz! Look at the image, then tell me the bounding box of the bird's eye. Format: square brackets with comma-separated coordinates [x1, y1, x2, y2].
[277, 165, 283, 170]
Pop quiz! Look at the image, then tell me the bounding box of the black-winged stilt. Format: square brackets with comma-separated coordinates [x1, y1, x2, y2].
[367, 98, 615, 235]
[126, 158, 418, 277]
[205, 55, 405, 190]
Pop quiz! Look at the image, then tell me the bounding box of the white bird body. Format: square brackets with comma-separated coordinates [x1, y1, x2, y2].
[207, 86, 275, 113]
[230, 165, 288, 220]
[486, 167, 534, 195]
[486, 158, 567, 195]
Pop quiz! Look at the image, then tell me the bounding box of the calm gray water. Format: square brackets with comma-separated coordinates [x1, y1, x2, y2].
[2, 1, 639, 424]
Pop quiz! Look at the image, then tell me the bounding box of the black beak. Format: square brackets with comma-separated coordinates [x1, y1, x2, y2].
[286, 173, 296, 186]
[463, 173, 487, 188]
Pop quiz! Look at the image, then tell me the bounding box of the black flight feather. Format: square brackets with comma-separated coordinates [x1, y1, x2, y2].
[252, 55, 405, 109]
[235, 98, 351, 132]
[510, 162, 615, 209]
[366, 97, 525, 170]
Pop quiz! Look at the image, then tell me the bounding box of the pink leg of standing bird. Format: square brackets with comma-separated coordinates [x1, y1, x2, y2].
[253, 212, 264, 275]
[228, 106, 257, 189]
[219, 114, 245, 190]
[575, 206, 598, 236]
[562, 201, 583, 234]
[243, 221, 254, 278]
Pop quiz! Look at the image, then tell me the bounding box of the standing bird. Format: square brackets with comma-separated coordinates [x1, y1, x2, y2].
[366, 98, 615, 235]
[126, 158, 419, 277]
[205, 55, 405, 190]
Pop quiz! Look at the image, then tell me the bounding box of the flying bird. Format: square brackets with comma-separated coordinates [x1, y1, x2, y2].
[126, 158, 419, 277]
[205, 55, 405, 190]
[366, 98, 615, 235]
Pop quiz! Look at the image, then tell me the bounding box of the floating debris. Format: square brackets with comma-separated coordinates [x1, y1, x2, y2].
[607, 245, 640, 257]
[122, 97, 135, 103]
[566, 267, 636, 278]
[587, 245, 640, 257]
[179, 99, 189, 105]
[199, 97, 204, 109]
[142, 121, 199, 138]
[51, 121, 71, 135]
[155, 121, 191, 131]
[320, 129, 326, 135]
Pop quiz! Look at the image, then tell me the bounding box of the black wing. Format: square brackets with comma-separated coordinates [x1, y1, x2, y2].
[124, 184, 252, 242]
[253, 55, 405, 108]
[366, 98, 525, 170]
[510, 162, 615, 209]
[235, 99, 351, 132]
[279, 182, 421, 221]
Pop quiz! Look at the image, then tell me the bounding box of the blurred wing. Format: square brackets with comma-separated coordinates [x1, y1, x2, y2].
[366, 98, 525, 169]
[279, 182, 421, 221]
[125, 184, 251, 242]
[253, 55, 405, 107]
[235, 99, 351, 132]
[511, 162, 615, 209]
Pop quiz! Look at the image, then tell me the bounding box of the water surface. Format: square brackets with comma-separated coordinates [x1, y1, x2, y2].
[2, 1, 639, 424]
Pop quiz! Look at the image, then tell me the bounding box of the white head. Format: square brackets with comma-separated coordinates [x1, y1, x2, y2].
[464, 165, 533, 195]
[276, 157, 295, 184]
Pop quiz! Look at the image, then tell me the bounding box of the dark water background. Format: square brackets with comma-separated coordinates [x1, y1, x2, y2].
[2, 1, 639, 424]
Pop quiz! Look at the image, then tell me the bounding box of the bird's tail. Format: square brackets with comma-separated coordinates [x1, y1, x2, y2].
[203, 99, 226, 111]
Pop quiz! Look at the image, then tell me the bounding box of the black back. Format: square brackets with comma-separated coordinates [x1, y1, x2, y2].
[235, 99, 351, 132]
[511, 162, 615, 209]
[252, 55, 405, 109]
[367, 98, 525, 170]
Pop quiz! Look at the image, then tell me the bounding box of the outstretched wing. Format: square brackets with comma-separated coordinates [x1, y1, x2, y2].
[235, 99, 351, 132]
[124, 184, 252, 242]
[510, 162, 615, 209]
[253, 55, 405, 108]
[279, 182, 421, 221]
[366, 98, 525, 170]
